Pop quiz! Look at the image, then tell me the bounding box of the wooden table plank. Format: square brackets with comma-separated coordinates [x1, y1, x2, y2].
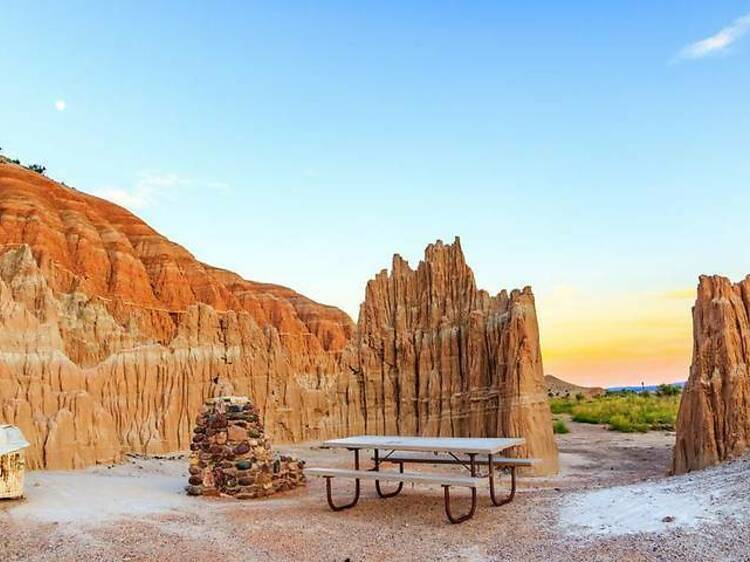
[322, 435, 525, 455]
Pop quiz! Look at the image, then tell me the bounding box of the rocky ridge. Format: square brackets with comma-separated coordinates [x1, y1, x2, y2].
[0, 161, 358, 469]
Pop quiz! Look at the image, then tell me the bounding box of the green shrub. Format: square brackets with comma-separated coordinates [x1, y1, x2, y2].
[28, 164, 46, 175]
[607, 414, 649, 433]
[656, 383, 682, 396]
[549, 397, 574, 414]
[551, 392, 680, 433]
[553, 419, 570, 434]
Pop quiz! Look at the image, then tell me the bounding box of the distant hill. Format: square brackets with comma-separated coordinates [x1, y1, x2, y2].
[607, 382, 686, 393]
[545, 375, 604, 398]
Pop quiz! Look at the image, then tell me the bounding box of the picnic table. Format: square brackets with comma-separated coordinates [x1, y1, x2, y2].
[305, 435, 535, 524]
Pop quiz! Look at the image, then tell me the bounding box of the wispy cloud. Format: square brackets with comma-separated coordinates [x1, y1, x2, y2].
[93, 172, 229, 210]
[677, 12, 750, 60]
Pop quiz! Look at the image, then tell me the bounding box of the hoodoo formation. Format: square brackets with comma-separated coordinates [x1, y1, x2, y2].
[0, 159, 557, 474]
[347, 239, 558, 474]
[673, 275, 750, 474]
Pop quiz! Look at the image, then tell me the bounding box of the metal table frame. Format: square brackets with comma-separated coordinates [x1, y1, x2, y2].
[320, 436, 525, 524]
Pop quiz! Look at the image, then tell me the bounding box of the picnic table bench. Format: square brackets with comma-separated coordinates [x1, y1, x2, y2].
[305, 435, 535, 524]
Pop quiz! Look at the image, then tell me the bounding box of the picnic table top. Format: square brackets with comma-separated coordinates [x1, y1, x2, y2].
[322, 435, 525, 455]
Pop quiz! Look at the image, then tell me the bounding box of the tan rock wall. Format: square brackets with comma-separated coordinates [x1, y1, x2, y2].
[0, 162, 360, 469]
[673, 275, 750, 474]
[347, 239, 558, 475]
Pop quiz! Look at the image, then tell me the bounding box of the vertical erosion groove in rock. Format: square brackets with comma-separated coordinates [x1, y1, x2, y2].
[673, 275, 750, 474]
[347, 238, 559, 475]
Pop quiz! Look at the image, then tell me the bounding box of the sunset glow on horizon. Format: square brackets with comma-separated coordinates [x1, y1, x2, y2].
[538, 286, 694, 388]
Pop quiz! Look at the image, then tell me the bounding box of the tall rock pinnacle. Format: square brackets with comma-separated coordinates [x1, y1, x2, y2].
[674, 274, 750, 474]
[347, 237, 559, 474]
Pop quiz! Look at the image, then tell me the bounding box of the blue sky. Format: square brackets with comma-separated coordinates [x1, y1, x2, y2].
[1, 1, 749, 385]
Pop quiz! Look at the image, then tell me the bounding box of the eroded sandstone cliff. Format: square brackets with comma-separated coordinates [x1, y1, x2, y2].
[0, 160, 557, 474]
[673, 275, 750, 474]
[0, 161, 360, 469]
[346, 238, 558, 474]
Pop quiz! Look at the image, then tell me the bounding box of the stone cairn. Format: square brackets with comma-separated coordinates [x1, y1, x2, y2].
[186, 396, 305, 499]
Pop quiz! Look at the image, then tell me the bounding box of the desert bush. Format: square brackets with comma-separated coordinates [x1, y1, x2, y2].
[550, 393, 680, 433]
[656, 383, 681, 396]
[607, 413, 650, 433]
[28, 164, 46, 174]
[549, 397, 574, 414]
[553, 419, 570, 434]
[605, 388, 635, 397]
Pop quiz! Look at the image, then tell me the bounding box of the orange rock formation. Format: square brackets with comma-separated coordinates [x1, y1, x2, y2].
[0, 160, 557, 474]
[0, 161, 357, 469]
[674, 275, 750, 474]
[347, 240, 558, 474]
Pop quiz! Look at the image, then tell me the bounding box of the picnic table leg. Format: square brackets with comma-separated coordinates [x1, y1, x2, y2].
[488, 454, 517, 506]
[442, 453, 477, 524]
[324, 448, 361, 511]
[373, 449, 404, 498]
[442, 486, 477, 524]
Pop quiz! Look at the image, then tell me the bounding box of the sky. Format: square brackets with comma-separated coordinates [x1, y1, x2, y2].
[1, 1, 749, 387]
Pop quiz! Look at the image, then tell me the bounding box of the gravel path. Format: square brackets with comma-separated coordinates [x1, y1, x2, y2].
[1, 422, 748, 561]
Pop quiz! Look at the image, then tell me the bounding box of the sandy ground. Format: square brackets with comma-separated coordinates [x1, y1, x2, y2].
[1, 420, 749, 562]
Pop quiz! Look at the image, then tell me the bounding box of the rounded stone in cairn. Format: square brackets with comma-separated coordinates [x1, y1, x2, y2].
[227, 425, 248, 442]
[234, 442, 250, 455]
[186, 485, 203, 496]
[211, 414, 228, 429]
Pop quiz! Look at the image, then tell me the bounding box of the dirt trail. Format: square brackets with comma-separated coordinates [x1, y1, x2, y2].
[1, 422, 748, 561]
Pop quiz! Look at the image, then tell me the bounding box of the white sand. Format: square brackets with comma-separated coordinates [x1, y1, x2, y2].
[6, 457, 196, 524]
[559, 455, 750, 536]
